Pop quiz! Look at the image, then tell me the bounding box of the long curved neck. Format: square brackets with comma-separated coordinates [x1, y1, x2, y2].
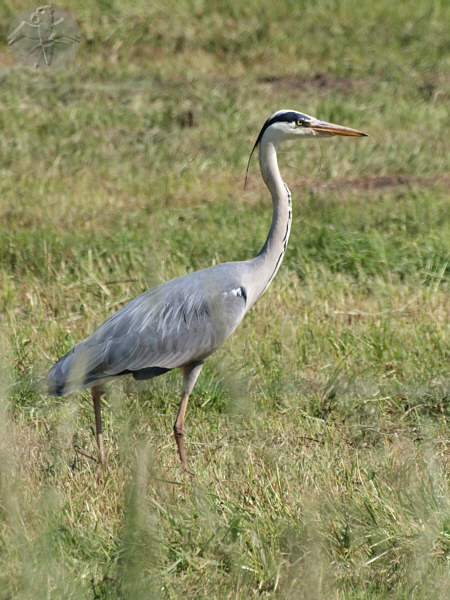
[247, 135, 292, 306]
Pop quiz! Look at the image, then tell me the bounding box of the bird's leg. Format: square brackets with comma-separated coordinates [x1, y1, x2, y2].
[92, 386, 106, 466]
[174, 362, 203, 469]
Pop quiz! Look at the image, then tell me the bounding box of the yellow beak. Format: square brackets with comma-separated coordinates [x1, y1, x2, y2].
[310, 120, 367, 137]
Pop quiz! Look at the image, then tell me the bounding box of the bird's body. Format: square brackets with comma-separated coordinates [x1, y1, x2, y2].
[48, 261, 254, 394]
[47, 109, 366, 467]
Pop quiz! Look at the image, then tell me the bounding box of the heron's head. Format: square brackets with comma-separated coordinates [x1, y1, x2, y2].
[256, 109, 367, 146]
[245, 109, 367, 186]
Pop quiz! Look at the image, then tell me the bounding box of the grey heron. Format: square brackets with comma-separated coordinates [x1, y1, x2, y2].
[47, 110, 366, 468]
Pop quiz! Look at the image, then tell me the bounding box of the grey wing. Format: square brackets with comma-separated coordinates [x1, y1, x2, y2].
[47, 267, 248, 394]
[95, 276, 247, 370]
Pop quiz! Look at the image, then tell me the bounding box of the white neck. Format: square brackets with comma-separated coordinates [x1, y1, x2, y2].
[247, 134, 292, 307]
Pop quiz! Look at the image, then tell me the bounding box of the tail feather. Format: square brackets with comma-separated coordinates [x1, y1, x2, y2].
[47, 345, 171, 396]
[47, 346, 90, 396]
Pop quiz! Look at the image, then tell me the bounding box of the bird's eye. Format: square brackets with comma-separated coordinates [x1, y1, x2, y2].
[296, 119, 305, 127]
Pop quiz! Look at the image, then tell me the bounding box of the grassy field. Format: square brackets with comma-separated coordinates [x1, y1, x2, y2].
[0, 0, 449, 598]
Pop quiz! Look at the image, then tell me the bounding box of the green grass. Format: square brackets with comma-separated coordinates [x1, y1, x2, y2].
[0, 0, 449, 598]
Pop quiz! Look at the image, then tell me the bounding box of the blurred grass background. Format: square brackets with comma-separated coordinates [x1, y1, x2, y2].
[0, 0, 449, 598]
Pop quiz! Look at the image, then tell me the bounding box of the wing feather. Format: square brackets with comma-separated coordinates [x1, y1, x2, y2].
[47, 263, 249, 394]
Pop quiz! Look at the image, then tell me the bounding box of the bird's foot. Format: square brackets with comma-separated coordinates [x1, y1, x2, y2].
[96, 462, 105, 483]
[74, 445, 105, 482]
[182, 464, 195, 477]
[74, 445, 99, 463]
